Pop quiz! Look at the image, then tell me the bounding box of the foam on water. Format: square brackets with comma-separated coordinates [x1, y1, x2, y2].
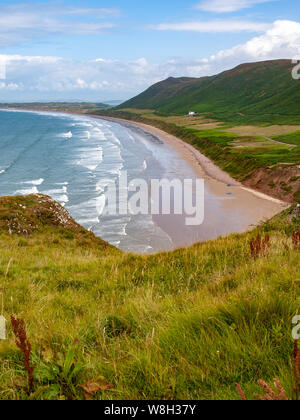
[42, 186, 69, 204]
[109, 132, 122, 146]
[15, 186, 39, 195]
[22, 178, 44, 186]
[68, 195, 104, 229]
[92, 127, 106, 140]
[78, 146, 103, 171]
[0, 109, 179, 253]
[72, 122, 93, 128]
[61, 131, 73, 139]
[96, 195, 106, 217]
[14, 178, 44, 194]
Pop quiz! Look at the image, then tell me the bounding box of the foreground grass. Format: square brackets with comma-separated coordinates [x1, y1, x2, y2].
[0, 195, 299, 400]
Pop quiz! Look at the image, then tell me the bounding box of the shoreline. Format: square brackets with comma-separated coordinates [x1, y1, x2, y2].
[0, 108, 289, 253]
[90, 115, 241, 186]
[89, 114, 287, 206]
[87, 114, 289, 250]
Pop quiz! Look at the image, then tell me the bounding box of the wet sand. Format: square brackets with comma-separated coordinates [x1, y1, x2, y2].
[92, 115, 288, 250]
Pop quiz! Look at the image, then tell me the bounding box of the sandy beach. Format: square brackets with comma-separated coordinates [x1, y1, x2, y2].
[91, 115, 241, 186]
[90, 115, 289, 250]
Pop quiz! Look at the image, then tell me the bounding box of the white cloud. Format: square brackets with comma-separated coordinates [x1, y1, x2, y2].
[151, 20, 270, 33]
[171, 20, 300, 77]
[0, 54, 60, 80]
[0, 82, 20, 90]
[0, 20, 299, 101]
[0, 3, 119, 45]
[195, 0, 275, 13]
[0, 54, 61, 64]
[209, 20, 300, 63]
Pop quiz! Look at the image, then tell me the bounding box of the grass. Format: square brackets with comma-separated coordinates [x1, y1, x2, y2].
[0, 195, 299, 400]
[294, 189, 300, 202]
[272, 130, 300, 146]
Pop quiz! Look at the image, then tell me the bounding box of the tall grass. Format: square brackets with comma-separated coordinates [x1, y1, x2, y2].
[0, 198, 299, 400]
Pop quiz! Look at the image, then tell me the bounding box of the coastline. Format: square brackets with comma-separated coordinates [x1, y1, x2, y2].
[89, 115, 241, 186]
[89, 114, 287, 206]
[86, 114, 289, 250]
[0, 108, 289, 252]
[0, 107, 290, 205]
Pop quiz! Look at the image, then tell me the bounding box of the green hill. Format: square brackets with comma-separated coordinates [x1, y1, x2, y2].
[0, 194, 299, 400]
[121, 60, 300, 124]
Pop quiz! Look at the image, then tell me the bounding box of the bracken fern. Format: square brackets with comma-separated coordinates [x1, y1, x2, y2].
[11, 315, 34, 394]
[236, 341, 299, 401]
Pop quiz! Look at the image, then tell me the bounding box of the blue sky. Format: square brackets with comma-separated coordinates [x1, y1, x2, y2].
[0, 0, 299, 101]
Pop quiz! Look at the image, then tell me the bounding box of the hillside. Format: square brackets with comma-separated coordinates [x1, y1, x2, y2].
[121, 76, 199, 110]
[121, 60, 300, 124]
[0, 194, 299, 400]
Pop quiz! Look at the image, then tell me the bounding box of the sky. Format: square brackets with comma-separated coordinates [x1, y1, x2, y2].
[0, 0, 299, 102]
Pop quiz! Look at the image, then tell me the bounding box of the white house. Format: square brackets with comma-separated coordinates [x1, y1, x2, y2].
[188, 111, 196, 116]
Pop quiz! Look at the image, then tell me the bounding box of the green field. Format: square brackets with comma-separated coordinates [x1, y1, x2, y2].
[0, 195, 299, 400]
[185, 128, 299, 169]
[272, 130, 300, 146]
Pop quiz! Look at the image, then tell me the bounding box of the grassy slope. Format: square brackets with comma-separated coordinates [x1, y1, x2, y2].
[121, 60, 300, 125]
[0, 195, 299, 400]
[272, 130, 300, 146]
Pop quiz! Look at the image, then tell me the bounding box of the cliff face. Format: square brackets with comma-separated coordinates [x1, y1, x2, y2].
[244, 166, 300, 203]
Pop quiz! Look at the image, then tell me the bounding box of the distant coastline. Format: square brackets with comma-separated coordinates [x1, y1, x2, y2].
[0, 105, 289, 208]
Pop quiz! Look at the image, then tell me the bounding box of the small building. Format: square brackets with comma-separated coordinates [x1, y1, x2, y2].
[188, 111, 196, 117]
